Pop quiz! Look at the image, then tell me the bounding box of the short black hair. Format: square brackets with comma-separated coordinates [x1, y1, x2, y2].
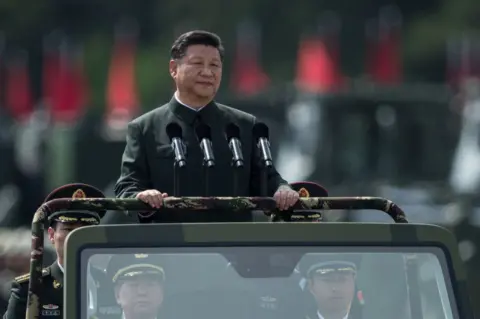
[171, 30, 224, 62]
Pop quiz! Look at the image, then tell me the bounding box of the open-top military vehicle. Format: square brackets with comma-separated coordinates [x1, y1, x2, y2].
[24, 193, 474, 319]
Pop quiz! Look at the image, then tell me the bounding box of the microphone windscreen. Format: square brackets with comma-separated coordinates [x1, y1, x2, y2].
[195, 123, 212, 140]
[252, 122, 269, 139]
[166, 123, 183, 140]
[225, 123, 240, 140]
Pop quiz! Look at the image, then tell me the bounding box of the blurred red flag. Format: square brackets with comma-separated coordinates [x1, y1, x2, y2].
[295, 13, 342, 93]
[105, 19, 139, 127]
[43, 52, 60, 109]
[445, 35, 480, 90]
[5, 51, 34, 122]
[43, 35, 89, 123]
[230, 19, 269, 96]
[365, 6, 402, 84]
[295, 38, 338, 93]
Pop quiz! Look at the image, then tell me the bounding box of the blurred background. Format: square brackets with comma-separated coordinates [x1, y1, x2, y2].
[1, 0, 480, 316]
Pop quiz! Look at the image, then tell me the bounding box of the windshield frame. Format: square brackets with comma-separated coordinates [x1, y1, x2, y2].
[64, 222, 473, 319]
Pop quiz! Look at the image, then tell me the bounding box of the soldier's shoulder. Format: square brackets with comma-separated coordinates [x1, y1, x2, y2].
[216, 103, 256, 124]
[14, 268, 50, 285]
[13, 273, 30, 284]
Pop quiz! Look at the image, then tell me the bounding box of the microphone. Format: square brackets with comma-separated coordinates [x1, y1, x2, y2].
[252, 122, 273, 167]
[225, 123, 244, 168]
[195, 123, 215, 167]
[166, 123, 187, 168]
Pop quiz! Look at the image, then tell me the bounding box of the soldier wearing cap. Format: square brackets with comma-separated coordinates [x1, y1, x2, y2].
[105, 254, 165, 319]
[300, 254, 363, 319]
[291, 182, 329, 199]
[2, 183, 106, 319]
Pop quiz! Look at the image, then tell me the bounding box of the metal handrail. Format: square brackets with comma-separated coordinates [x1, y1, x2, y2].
[25, 196, 407, 319]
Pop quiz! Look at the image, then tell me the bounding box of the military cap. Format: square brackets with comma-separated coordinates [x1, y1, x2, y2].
[45, 183, 106, 226]
[291, 181, 328, 198]
[299, 253, 361, 278]
[107, 253, 165, 284]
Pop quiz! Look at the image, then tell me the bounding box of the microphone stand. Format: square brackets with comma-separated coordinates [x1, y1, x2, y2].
[232, 161, 243, 196]
[173, 160, 184, 197]
[256, 137, 273, 197]
[203, 161, 214, 196]
[260, 161, 269, 197]
[172, 140, 186, 197]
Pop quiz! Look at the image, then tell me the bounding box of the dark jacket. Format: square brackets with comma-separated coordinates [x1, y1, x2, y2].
[114, 97, 289, 222]
[2, 262, 63, 319]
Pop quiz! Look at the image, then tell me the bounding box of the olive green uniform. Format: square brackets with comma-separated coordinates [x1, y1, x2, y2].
[3, 263, 63, 319]
[2, 183, 106, 319]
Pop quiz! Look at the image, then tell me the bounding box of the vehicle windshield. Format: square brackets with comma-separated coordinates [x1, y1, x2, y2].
[82, 246, 458, 319]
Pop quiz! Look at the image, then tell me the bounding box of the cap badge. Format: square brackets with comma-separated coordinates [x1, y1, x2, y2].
[72, 189, 86, 199]
[298, 187, 310, 198]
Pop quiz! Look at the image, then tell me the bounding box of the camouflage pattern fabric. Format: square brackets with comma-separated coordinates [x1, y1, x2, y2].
[274, 181, 329, 222]
[44, 183, 106, 226]
[26, 196, 407, 318]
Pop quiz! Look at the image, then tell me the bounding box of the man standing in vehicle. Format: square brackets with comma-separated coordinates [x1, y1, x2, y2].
[114, 30, 299, 223]
[2, 183, 106, 319]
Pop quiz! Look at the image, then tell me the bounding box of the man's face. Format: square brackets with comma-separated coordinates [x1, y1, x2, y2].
[48, 222, 87, 260]
[308, 271, 356, 314]
[115, 277, 163, 315]
[169, 44, 222, 99]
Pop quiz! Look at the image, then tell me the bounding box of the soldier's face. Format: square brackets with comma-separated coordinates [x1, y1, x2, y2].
[308, 271, 356, 314]
[115, 277, 163, 315]
[48, 222, 86, 259]
[169, 45, 222, 99]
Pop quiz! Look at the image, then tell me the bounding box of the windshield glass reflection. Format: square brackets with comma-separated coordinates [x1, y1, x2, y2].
[83, 247, 456, 319]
